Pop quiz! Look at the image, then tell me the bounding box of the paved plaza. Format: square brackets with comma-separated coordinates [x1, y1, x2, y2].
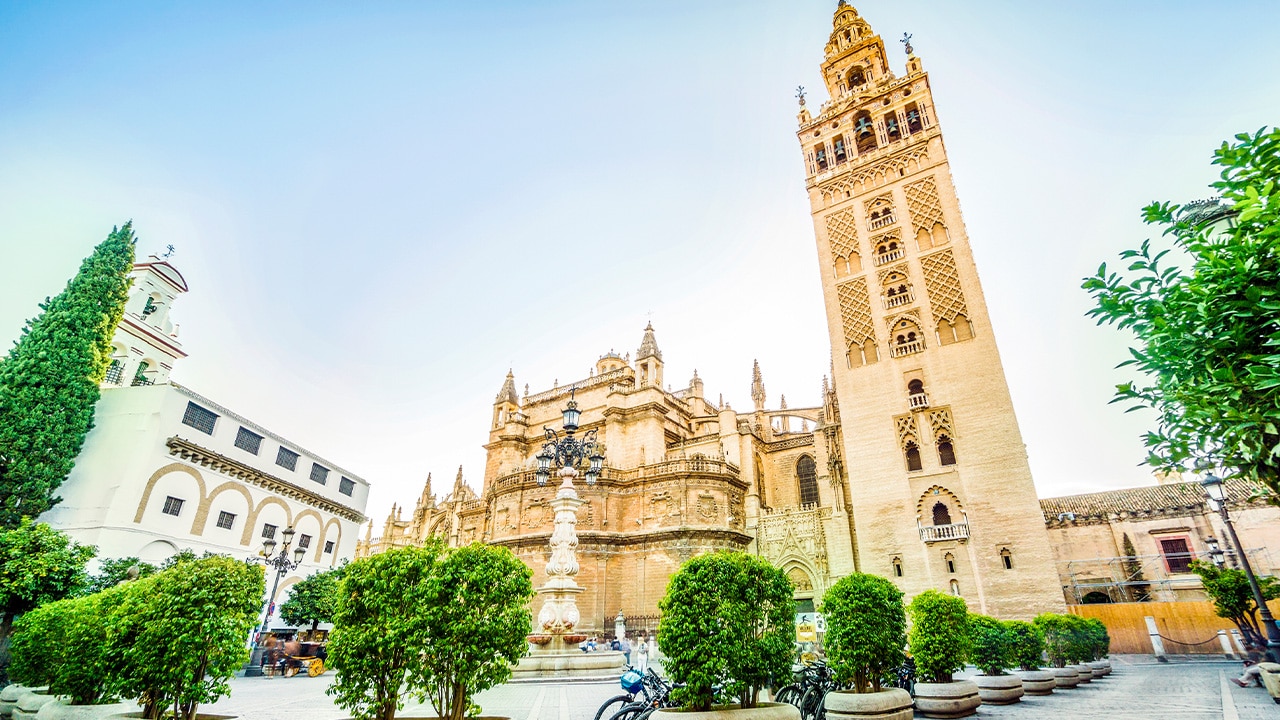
[206, 656, 1277, 720]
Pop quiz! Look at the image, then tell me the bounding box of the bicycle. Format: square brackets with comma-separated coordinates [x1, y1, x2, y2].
[608, 668, 680, 720]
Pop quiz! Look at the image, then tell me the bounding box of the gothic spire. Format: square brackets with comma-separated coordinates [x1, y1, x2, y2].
[751, 359, 766, 411]
[637, 321, 662, 361]
[418, 472, 434, 507]
[454, 465, 465, 490]
[495, 369, 518, 405]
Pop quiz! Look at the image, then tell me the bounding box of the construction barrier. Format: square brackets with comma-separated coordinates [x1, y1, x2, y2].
[1068, 600, 1280, 655]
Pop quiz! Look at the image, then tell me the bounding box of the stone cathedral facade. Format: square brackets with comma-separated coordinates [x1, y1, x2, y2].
[359, 3, 1067, 632]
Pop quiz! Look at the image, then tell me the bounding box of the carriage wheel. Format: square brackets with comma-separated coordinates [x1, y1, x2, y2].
[308, 659, 325, 677]
[284, 664, 300, 678]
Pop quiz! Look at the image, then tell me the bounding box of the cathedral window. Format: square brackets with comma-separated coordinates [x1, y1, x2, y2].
[905, 103, 923, 134]
[340, 476, 356, 496]
[945, 552, 956, 574]
[937, 436, 957, 466]
[884, 113, 901, 140]
[891, 318, 925, 357]
[905, 442, 923, 472]
[216, 511, 236, 530]
[235, 426, 263, 455]
[932, 502, 952, 526]
[892, 557, 903, 577]
[276, 446, 300, 471]
[181, 401, 218, 435]
[1000, 548, 1013, 570]
[754, 454, 767, 507]
[881, 272, 912, 308]
[797, 455, 820, 506]
[853, 112, 877, 154]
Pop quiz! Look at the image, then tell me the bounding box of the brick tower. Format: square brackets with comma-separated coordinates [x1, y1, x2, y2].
[796, 2, 1063, 617]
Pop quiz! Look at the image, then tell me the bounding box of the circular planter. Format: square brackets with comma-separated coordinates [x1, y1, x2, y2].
[1072, 664, 1092, 684]
[912, 681, 980, 719]
[0, 684, 32, 719]
[1088, 661, 1107, 679]
[824, 688, 913, 720]
[1091, 659, 1112, 676]
[1051, 666, 1080, 688]
[1016, 670, 1055, 696]
[36, 701, 137, 720]
[13, 693, 56, 720]
[652, 702, 800, 720]
[973, 674, 1024, 705]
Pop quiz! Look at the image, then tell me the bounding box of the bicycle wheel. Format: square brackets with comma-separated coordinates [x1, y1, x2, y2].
[774, 685, 801, 707]
[608, 702, 648, 720]
[595, 694, 634, 720]
[799, 685, 823, 720]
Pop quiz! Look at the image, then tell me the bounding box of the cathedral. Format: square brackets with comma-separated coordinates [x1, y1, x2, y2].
[358, 3, 1074, 633]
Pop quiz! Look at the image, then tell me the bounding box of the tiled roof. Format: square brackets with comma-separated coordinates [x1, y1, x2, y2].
[1040, 478, 1265, 524]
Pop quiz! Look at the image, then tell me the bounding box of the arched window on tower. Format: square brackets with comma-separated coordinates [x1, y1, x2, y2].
[904, 103, 923, 134]
[932, 502, 952, 526]
[905, 442, 923, 472]
[853, 111, 877, 154]
[832, 135, 847, 164]
[797, 455, 820, 507]
[1000, 548, 1013, 570]
[944, 552, 956, 574]
[884, 112, 901, 141]
[814, 144, 828, 171]
[892, 556, 903, 577]
[937, 435, 957, 466]
[848, 67, 866, 89]
[950, 579, 961, 596]
[131, 361, 153, 387]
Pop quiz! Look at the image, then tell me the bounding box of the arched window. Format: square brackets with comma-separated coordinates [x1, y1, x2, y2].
[937, 436, 957, 466]
[1081, 591, 1111, 604]
[1000, 548, 1013, 570]
[814, 144, 828, 170]
[848, 67, 866, 89]
[131, 361, 152, 387]
[832, 135, 847, 163]
[884, 112, 901, 140]
[931, 502, 952, 526]
[797, 455, 820, 506]
[949, 579, 961, 596]
[892, 557, 903, 577]
[944, 552, 956, 574]
[905, 442, 922, 472]
[904, 103, 923, 134]
[908, 379, 924, 395]
[853, 111, 877, 154]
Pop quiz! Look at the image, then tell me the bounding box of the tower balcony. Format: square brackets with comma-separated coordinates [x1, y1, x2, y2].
[869, 212, 896, 231]
[891, 340, 924, 358]
[920, 522, 969, 543]
[908, 392, 930, 410]
[873, 248, 904, 266]
[884, 291, 913, 309]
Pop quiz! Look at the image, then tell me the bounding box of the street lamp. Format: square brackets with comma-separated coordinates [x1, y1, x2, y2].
[1201, 474, 1280, 661]
[535, 390, 604, 487]
[1205, 536, 1226, 568]
[243, 526, 307, 676]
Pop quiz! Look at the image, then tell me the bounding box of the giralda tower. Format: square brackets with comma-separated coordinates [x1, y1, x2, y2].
[796, 3, 1063, 616]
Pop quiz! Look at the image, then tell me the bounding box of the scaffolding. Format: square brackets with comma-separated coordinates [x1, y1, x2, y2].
[1061, 547, 1272, 604]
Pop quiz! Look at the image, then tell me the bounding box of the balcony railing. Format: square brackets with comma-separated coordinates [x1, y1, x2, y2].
[891, 341, 924, 358]
[869, 213, 896, 231]
[873, 248, 904, 266]
[920, 522, 969, 543]
[104, 363, 124, 385]
[884, 292, 913, 309]
[131, 376, 155, 387]
[908, 392, 930, 410]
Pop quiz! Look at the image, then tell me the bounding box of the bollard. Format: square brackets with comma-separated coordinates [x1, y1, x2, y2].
[1218, 630, 1235, 658]
[1230, 629, 1248, 656]
[1144, 616, 1166, 660]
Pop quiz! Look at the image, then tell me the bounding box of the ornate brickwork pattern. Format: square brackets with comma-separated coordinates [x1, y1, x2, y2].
[818, 144, 931, 203]
[837, 278, 875, 347]
[863, 193, 893, 215]
[870, 229, 901, 250]
[905, 176, 945, 235]
[927, 407, 955, 441]
[824, 208, 860, 261]
[920, 249, 969, 322]
[894, 414, 919, 450]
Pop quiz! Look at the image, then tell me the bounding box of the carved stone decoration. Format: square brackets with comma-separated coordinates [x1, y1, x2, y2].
[788, 566, 814, 592]
[837, 278, 875, 348]
[927, 407, 956, 442]
[696, 493, 719, 520]
[894, 414, 919, 450]
[525, 498, 550, 528]
[905, 175, 945, 236]
[535, 467, 586, 635]
[920, 249, 969, 322]
[825, 208, 861, 264]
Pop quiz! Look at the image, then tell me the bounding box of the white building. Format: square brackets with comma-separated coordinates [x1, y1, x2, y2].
[41, 256, 370, 605]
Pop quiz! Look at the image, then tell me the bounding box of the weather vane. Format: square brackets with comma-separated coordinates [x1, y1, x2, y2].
[162, 244, 176, 259]
[901, 32, 913, 56]
[795, 85, 806, 107]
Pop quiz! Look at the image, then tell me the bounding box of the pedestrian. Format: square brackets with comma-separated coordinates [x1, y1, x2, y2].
[636, 635, 649, 672]
[588, 637, 597, 653]
[622, 636, 632, 666]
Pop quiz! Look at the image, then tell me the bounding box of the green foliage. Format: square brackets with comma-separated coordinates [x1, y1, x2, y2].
[1191, 559, 1280, 646]
[907, 590, 970, 683]
[0, 518, 95, 619]
[106, 555, 264, 720]
[968, 614, 1013, 676]
[8, 600, 61, 688]
[12, 588, 128, 704]
[819, 573, 906, 692]
[328, 542, 446, 720]
[0, 224, 135, 526]
[280, 566, 344, 631]
[1082, 128, 1280, 496]
[83, 556, 158, 596]
[418, 543, 534, 720]
[658, 552, 795, 710]
[1083, 618, 1110, 661]
[1004, 620, 1046, 671]
[1033, 614, 1077, 667]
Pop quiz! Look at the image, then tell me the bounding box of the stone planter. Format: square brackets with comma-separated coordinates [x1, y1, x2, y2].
[652, 702, 800, 720]
[1090, 659, 1112, 676]
[0, 685, 35, 719]
[108, 714, 235, 720]
[1016, 670, 1056, 696]
[12, 693, 56, 720]
[972, 674, 1024, 705]
[912, 681, 980, 719]
[36, 701, 137, 720]
[1051, 666, 1080, 688]
[823, 688, 913, 720]
[1072, 664, 1092, 684]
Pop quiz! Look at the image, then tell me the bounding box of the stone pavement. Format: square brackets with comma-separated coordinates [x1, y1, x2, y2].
[207, 656, 1278, 720]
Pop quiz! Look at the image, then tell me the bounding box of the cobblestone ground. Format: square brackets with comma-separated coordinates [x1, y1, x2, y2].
[206, 656, 1278, 720]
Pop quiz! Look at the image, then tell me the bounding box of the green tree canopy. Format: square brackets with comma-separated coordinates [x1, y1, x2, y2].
[820, 572, 906, 692]
[1083, 128, 1280, 495]
[907, 590, 971, 684]
[280, 566, 344, 631]
[657, 552, 795, 710]
[1191, 559, 1280, 647]
[83, 556, 158, 597]
[968, 614, 1013, 676]
[1004, 620, 1046, 671]
[0, 223, 135, 526]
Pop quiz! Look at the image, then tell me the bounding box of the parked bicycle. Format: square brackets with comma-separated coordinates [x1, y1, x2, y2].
[607, 668, 682, 720]
[596, 667, 671, 720]
[774, 661, 838, 720]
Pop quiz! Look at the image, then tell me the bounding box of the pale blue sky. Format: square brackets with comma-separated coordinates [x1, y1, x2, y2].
[2, 2, 1278, 524]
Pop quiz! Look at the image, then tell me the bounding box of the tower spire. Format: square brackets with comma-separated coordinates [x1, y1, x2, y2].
[496, 369, 519, 405]
[751, 359, 766, 411]
[637, 321, 662, 361]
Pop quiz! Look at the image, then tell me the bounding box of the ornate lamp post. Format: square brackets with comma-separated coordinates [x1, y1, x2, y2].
[1201, 474, 1280, 661]
[531, 391, 604, 645]
[1205, 536, 1226, 568]
[243, 526, 306, 676]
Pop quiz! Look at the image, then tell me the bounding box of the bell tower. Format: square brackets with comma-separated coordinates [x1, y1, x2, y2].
[797, 2, 1063, 617]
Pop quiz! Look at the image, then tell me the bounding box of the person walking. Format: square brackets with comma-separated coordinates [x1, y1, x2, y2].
[621, 636, 631, 666]
[635, 635, 649, 672]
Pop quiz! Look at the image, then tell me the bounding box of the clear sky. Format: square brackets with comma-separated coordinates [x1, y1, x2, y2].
[2, 2, 1278, 527]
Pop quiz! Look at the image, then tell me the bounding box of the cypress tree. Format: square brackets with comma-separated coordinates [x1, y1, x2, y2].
[0, 223, 136, 527]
